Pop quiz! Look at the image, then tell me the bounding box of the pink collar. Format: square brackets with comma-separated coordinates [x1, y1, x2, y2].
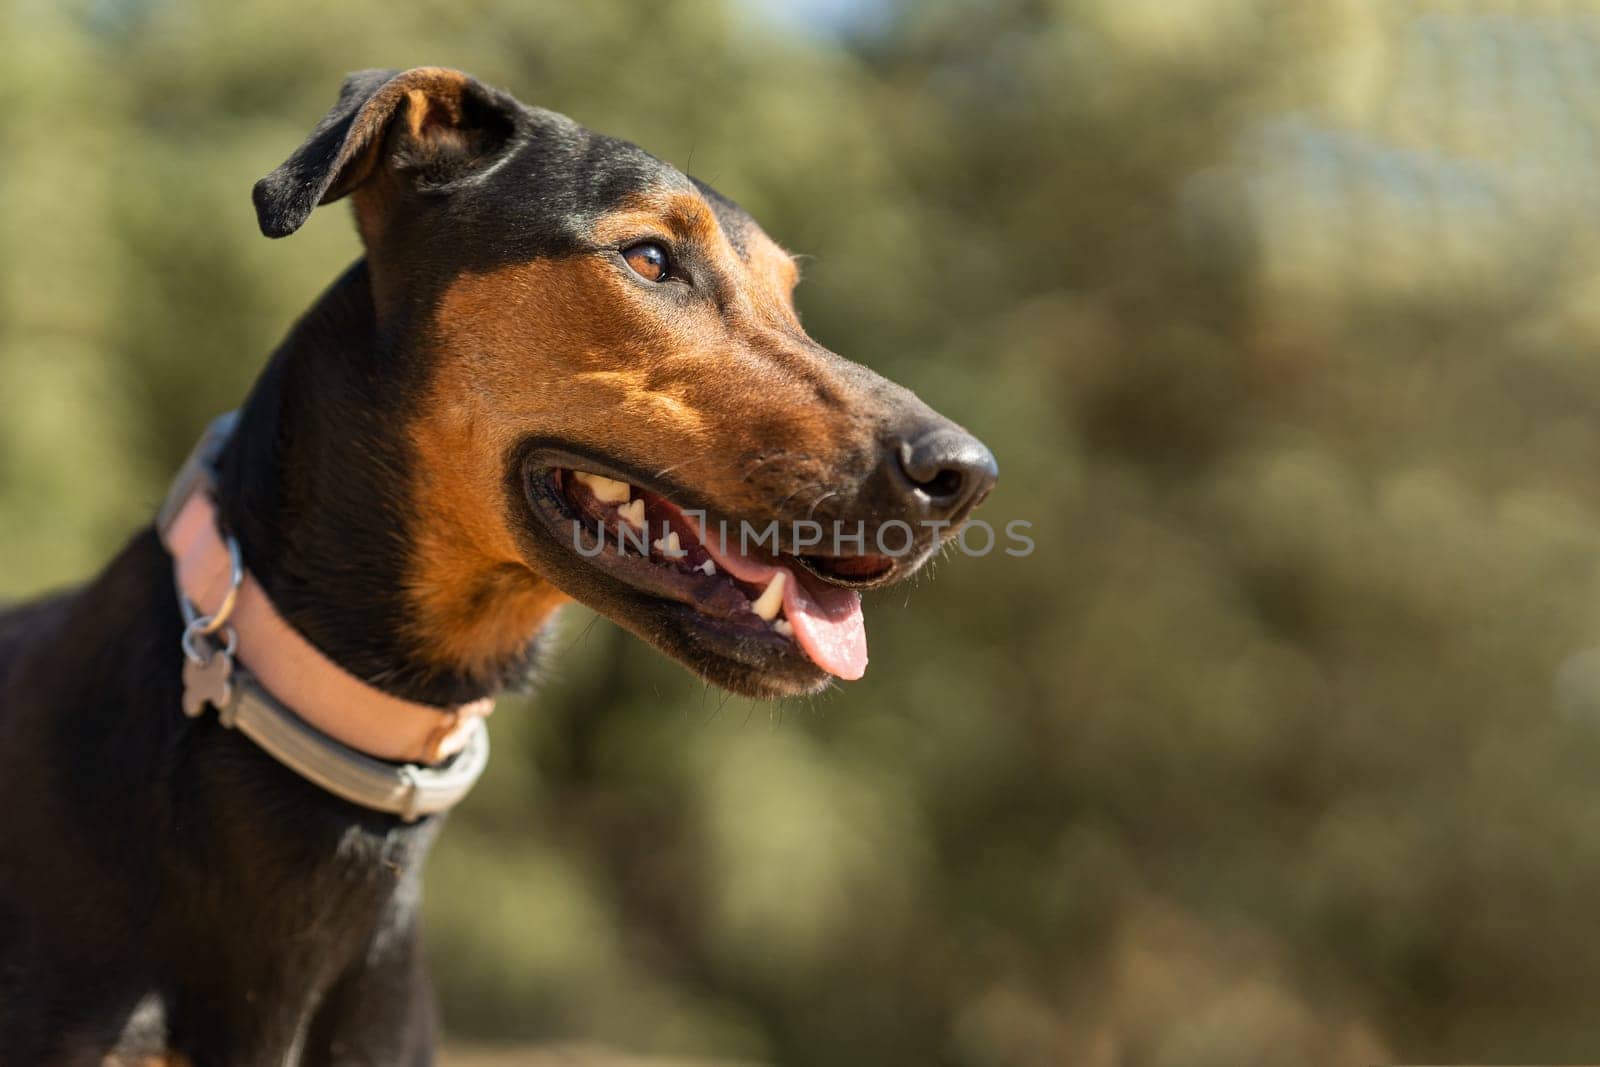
[158, 427, 493, 768]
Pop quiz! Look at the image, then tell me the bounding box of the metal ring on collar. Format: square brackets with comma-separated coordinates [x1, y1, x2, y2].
[178, 532, 244, 637]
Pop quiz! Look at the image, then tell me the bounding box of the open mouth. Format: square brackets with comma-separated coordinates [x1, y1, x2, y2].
[524, 460, 900, 688]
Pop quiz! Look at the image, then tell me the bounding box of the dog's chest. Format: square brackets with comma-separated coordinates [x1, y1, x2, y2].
[121, 787, 437, 1063]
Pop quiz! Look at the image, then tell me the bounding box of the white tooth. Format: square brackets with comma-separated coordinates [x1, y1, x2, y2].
[699, 559, 716, 576]
[653, 531, 683, 558]
[617, 498, 645, 530]
[751, 572, 786, 621]
[772, 619, 794, 638]
[573, 471, 631, 504]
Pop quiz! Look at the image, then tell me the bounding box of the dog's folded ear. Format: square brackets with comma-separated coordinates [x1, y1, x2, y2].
[253, 67, 518, 239]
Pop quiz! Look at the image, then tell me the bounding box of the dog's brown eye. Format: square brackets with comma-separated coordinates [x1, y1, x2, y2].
[623, 241, 670, 283]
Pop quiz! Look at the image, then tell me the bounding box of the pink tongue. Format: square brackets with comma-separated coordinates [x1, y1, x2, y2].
[694, 520, 868, 680]
[779, 572, 868, 681]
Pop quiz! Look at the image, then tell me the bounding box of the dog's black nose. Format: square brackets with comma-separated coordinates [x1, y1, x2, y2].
[891, 423, 998, 520]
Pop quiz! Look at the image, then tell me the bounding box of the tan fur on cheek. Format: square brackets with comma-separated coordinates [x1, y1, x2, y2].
[404, 259, 613, 679]
[404, 254, 696, 677]
[569, 370, 708, 437]
[406, 395, 569, 681]
[404, 255, 724, 678]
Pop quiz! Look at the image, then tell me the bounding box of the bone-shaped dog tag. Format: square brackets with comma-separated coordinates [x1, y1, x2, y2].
[182, 654, 234, 718]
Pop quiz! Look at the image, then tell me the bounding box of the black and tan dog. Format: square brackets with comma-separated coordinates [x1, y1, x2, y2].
[0, 68, 995, 1064]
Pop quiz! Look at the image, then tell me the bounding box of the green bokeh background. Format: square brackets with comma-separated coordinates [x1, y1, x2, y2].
[7, 0, 1600, 1063]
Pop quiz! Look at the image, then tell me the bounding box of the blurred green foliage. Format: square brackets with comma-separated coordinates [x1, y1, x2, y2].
[8, 0, 1600, 1062]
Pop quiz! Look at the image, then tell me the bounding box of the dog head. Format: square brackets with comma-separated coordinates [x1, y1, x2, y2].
[253, 67, 997, 698]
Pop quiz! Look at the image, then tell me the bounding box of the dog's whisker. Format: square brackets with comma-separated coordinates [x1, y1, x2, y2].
[702, 687, 734, 726]
[774, 482, 825, 512]
[739, 453, 783, 483]
[805, 490, 839, 520]
[562, 612, 601, 656]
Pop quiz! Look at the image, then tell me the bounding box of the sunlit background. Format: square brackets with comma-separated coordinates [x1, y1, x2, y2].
[7, 0, 1600, 1063]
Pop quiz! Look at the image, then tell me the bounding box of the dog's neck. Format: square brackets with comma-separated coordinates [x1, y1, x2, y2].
[214, 259, 538, 707]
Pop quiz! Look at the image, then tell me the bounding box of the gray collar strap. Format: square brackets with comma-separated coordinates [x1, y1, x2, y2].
[191, 677, 488, 822]
[157, 413, 489, 822]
